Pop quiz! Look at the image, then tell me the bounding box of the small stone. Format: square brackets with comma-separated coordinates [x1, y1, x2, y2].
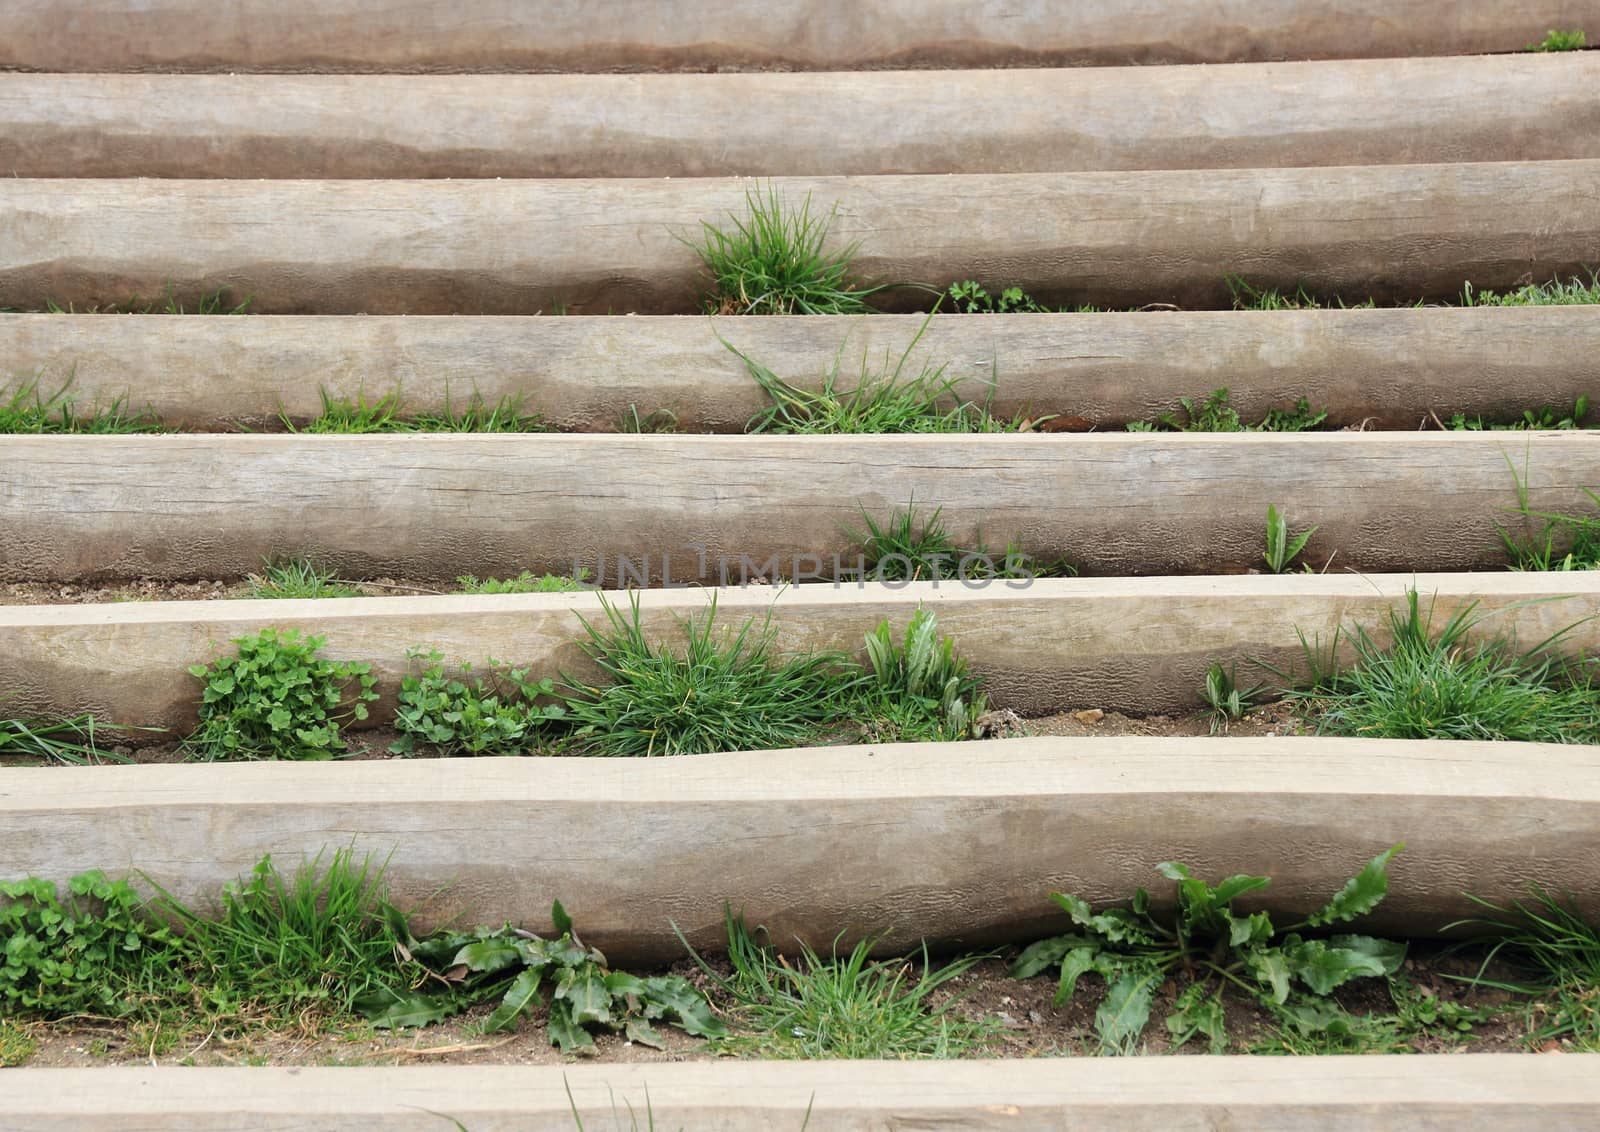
[1074, 709, 1105, 725]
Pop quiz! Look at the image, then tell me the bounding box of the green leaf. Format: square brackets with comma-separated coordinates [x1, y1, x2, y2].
[604, 971, 648, 998]
[1212, 874, 1272, 905]
[1166, 984, 1228, 1054]
[624, 1017, 665, 1049]
[1053, 946, 1104, 1006]
[551, 900, 574, 938]
[452, 937, 524, 973]
[1229, 910, 1274, 949]
[484, 967, 545, 1033]
[556, 965, 612, 1026]
[356, 988, 460, 1029]
[1009, 934, 1088, 980]
[546, 1001, 596, 1053]
[1285, 525, 1319, 562]
[1246, 948, 1293, 1004]
[1328, 934, 1407, 976]
[640, 975, 727, 1038]
[1048, 893, 1154, 945]
[1276, 997, 1352, 1036]
[1305, 843, 1404, 927]
[1088, 908, 1156, 945]
[1050, 892, 1098, 926]
[1094, 967, 1157, 1055]
[1283, 939, 1391, 996]
[409, 931, 476, 967]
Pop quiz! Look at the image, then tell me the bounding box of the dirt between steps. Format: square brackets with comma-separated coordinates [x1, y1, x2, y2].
[0, 705, 1302, 768]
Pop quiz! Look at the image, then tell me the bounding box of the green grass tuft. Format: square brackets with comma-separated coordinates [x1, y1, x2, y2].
[1127, 387, 1327, 432]
[153, 848, 402, 1023]
[0, 714, 133, 766]
[850, 501, 1073, 582]
[1199, 663, 1264, 734]
[1462, 273, 1600, 307]
[1529, 28, 1586, 51]
[44, 286, 252, 316]
[730, 317, 1027, 434]
[245, 558, 364, 600]
[408, 391, 548, 433]
[287, 387, 548, 434]
[1226, 276, 1379, 311]
[859, 607, 989, 741]
[283, 387, 406, 433]
[0, 376, 166, 434]
[556, 593, 857, 756]
[1448, 395, 1591, 432]
[1278, 590, 1600, 743]
[1451, 887, 1600, 1049]
[456, 571, 587, 594]
[689, 185, 885, 315]
[681, 907, 995, 1059]
[0, 1021, 36, 1067]
[1497, 454, 1600, 571]
[619, 405, 680, 434]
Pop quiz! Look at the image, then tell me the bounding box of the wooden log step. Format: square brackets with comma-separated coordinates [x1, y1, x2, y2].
[1, 432, 1595, 584]
[5, 308, 1597, 433]
[6, 736, 1600, 958]
[7, 1058, 1600, 1130]
[2, 164, 1596, 314]
[2, 56, 1596, 178]
[6, 0, 1598, 72]
[3, 574, 1597, 729]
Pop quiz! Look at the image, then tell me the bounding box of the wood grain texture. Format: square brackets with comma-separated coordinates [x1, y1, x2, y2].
[6, 736, 1600, 959]
[2, 432, 1597, 584]
[6, 0, 1599, 71]
[2, 164, 1596, 313]
[3, 575, 1598, 731]
[10, 1058, 1600, 1130]
[6, 307, 1598, 432]
[3, 56, 1597, 178]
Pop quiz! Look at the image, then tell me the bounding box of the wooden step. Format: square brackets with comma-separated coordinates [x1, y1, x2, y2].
[4, 575, 1596, 729]
[4, 163, 1596, 314]
[2, 432, 1594, 584]
[6, 307, 1596, 433]
[2, 56, 1595, 178]
[8, 736, 1600, 958]
[10, 1057, 1600, 1129]
[7, 0, 1597, 72]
